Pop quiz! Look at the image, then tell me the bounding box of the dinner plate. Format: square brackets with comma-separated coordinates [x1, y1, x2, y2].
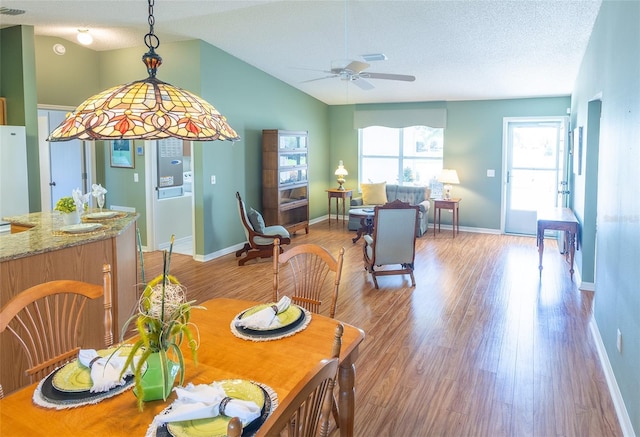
[52, 345, 135, 392]
[59, 223, 103, 234]
[162, 380, 270, 437]
[236, 304, 305, 336]
[84, 211, 118, 220]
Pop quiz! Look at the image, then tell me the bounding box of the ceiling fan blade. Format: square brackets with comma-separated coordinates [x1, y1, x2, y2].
[362, 72, 416, 82]
[352, 78, 375, 90]
[344, 60, 370, 74]
[301, 75, 338, 83]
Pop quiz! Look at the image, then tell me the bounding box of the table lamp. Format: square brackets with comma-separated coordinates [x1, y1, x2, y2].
[335, 161, 348, 191]
[439, 169, 460, 200]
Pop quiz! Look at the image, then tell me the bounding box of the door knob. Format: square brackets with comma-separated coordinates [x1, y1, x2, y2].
[49, 181, 56, 187]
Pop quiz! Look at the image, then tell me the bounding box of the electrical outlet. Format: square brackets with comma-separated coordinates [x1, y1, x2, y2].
[616, 329, 622, 353]
[210, 175, 216, 185]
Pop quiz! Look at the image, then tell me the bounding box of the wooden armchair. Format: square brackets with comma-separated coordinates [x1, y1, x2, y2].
[273, 238, 345, 318]
[235, 192, 292, 266]
[0, 264, 113, 385]
[363, 199, 420, 289]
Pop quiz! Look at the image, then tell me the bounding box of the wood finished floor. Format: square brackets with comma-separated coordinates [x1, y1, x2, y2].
[142, 220, 622, 437]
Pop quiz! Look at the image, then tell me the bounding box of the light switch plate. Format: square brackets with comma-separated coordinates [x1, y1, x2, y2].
[487, 169, 495, 177]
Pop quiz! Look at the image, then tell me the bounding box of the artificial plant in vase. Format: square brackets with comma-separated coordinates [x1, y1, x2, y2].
[121, 233, 202, 410]
[54, 188, 90, 225]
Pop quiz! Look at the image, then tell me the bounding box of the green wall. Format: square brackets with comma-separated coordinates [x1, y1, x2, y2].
[572, 1, 640, 433]
[329, 97, 570, 230]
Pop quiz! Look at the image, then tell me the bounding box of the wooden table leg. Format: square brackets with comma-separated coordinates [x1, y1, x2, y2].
[568, 231, 576, 278]
[452, 205, 457, 237]
[433, 206, 437, 237]
[537, 227, 544, 276]
[338, 356, 357, 436]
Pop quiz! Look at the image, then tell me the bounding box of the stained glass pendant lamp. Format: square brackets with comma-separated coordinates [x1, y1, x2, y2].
[48, 0, 239, 142]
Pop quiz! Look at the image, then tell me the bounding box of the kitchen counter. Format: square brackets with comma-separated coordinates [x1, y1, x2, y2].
[1, 210, 139, 395]
[0, 210, 138, 261]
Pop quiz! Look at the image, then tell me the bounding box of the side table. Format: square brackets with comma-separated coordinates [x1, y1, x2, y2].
[433, 198, 461, 238]
[349, 208, 375, 243]
[326, 189, 352, 224]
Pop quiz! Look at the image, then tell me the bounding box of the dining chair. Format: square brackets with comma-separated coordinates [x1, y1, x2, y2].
[0, 264, 113, 384]
[363, 199, 420, 289]
[273, 238, 345, 318]
[254, 358, 339, 437]
[235, 191, 292, 266]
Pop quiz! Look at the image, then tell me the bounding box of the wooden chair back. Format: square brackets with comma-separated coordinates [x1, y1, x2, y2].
[0, 264, 113, 383]
[255, 358, 339, 437]
[273, 238, 345, 318]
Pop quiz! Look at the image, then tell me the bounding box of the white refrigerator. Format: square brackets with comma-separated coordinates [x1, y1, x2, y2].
[0, 125, 29, 232]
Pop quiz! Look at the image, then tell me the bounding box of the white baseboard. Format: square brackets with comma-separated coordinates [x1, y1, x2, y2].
[589, 317, 636, 437]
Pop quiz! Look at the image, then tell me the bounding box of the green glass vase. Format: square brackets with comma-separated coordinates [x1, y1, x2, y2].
[134, 352, 180, 402]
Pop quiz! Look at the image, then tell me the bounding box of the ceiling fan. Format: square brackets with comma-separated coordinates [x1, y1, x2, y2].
[302, 60, 416, 90]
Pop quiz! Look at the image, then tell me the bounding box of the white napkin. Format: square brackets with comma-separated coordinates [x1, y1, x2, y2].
[72, 188, 90, 211]
[235, 296, 291, 329]
[78, 349, 132, 393]
[91, 183, 108, 197]
[158, 382, 261, 424]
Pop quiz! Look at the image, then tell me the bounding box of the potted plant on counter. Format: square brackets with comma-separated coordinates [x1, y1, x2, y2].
[54, 188, 90, 225]
[120, 235, 202, 410]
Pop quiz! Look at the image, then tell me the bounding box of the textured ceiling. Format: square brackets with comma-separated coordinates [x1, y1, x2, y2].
[1, 0, 602, 105]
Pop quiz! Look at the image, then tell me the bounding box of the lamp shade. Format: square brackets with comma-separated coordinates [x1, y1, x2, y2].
[438, 169, 460, 185]
[47, 0, 239, 143]
[335, 160, 348, 176]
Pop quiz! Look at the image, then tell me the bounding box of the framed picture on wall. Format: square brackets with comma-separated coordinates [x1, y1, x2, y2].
[110, 139, 134, 168]
[573, 126, 583, 175]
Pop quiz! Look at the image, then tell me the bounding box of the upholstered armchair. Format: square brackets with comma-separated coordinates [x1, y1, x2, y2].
[235, 192, 291, 266]
[363, 199, 420, 288]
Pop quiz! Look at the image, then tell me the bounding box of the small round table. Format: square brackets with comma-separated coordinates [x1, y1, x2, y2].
[349, 208, 375, 243]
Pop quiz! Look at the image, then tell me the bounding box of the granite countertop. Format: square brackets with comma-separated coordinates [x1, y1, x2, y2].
[0, 210, 139, 262]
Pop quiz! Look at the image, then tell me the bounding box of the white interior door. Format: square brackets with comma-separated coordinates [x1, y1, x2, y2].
[38, 108, 89, 209]
[503, 117, 568, 235]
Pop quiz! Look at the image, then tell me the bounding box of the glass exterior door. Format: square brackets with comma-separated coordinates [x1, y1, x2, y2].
[504, 118, 567, 235]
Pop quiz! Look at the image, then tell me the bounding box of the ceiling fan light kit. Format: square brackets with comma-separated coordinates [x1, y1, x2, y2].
[361, 53, 387, 62]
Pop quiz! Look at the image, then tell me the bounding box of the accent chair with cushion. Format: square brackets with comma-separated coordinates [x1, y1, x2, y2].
[235, 192, 291, 266]
[349, 182, 431, 236]
[363, 199, 420, 289]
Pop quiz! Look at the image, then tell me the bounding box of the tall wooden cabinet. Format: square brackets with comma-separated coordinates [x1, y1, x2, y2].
[262, 129, 309, 234]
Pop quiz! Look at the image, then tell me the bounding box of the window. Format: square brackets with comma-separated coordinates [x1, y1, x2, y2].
[359, 125, 443, 186]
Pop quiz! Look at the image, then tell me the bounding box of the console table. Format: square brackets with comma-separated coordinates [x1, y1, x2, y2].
[536, 207, 579, 278]
[326, 188, 352, 223]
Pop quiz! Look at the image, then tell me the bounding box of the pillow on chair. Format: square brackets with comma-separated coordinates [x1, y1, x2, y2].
[361, 182, 387, 205]
[247, 208, 266, 233]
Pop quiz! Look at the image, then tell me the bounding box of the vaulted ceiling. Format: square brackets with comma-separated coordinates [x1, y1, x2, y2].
[1, 0, 602, 105]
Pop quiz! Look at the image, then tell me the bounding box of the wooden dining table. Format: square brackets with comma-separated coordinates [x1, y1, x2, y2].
[0, 297, 365, 436]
